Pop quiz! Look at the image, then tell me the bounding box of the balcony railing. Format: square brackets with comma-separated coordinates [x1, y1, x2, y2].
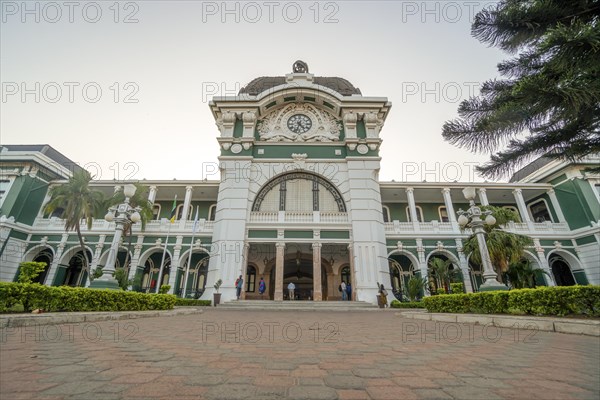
[384, 220, 571, 235]
[32, 217, 215, 234]
[249, 211, 349, 224]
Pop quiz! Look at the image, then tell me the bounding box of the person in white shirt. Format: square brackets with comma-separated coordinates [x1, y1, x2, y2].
[287, 281, 296, 300]
[341, 281, 347, 301]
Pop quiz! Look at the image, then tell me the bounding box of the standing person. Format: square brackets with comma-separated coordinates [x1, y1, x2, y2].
[346, 282, 352, 301]
[287, 281, 295, 300]
[341, 280, 347, 301]
[235, 275, 243, 300]
[258, 277, 266, 298]
[379, 283, 388, 308]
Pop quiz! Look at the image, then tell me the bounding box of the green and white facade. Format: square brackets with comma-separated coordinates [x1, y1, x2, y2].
[1, 63, 599, 303]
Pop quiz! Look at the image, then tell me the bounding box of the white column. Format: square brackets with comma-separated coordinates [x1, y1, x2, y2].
[46, 233, 69, 285]
[180, 186, 193, 222]
[274, 242, 285, 301]
[513, 189, 534, 229]
[148, 186, 158, 204]
[478, 188, 489, 206]
[533, 239, 555, 286]
[547, 189, 566, 223]
[128, 235, 145, 282]
[348, 244, 357, 301]
[455, 238, 474, 293]
[442, 188, 459, 232]
[167, 235, 184, 293]
[240, 242, 249, 300]
[406, 187, 420, 231]
[416, 239, 428, 290]
[312, 242, 322, 301]
[89, 235, 106, 276]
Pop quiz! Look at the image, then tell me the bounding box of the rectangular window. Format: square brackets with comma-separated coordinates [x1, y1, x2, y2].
[529, 200, 553, 223]
[439, 207, 449, 222]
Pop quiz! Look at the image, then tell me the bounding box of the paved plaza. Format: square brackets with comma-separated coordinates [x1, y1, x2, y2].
[1, 309, 599, 400]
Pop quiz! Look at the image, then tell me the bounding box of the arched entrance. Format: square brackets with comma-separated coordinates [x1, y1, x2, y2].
[427, 252, 461, 294]
[388, 254, 417, 301]
[138, 252, 171, 293]
[282, 251, 328, 300]
[61, 249, 92, 287]
[178, 252, 209, 298]
[549, 254, 576, 286]
[23, 247, 54, 284]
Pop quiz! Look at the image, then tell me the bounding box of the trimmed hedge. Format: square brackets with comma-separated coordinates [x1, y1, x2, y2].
[0, 282, 176, 313]
[390, 300, 425, 309]
[174, 299, 212, 307]
[422, 286, 600, 316]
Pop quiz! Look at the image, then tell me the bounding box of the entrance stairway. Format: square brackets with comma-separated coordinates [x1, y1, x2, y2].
[217, 300, 380, 311]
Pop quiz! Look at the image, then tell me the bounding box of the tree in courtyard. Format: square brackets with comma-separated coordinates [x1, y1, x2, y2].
[462, 206, 532, 282]
[44, 169, 104, 286]
[443, 0, 600, 178]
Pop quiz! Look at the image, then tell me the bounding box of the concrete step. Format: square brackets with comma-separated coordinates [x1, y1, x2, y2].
[217, 300, 380, 311]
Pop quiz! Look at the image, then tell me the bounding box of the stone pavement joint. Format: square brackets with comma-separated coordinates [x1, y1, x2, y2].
[1, 309, 598, 400]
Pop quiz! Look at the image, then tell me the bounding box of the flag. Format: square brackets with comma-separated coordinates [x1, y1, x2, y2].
[169, 195, 177, 223]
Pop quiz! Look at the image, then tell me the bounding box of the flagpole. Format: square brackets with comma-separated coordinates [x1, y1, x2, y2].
[156, 221, 171, 293]
[156, 195, 177, 294]
[182, 206, 199, 298]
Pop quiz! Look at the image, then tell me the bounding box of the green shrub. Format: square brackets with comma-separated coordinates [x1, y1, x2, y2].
[450, 283, 464, 294]
[422, 285, 600, 316]
[390, 300, 424, 309]
[174, 298, 212, 307]
[0, 282, 176, 313]
[159, 284, 171, 294]
[16, 262, 47, 284]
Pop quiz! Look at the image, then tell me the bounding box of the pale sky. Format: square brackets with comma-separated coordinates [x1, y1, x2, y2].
[1, 0, 505, 183]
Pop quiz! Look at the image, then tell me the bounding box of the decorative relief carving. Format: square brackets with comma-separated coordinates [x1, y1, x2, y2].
[257, 103, 341, 142]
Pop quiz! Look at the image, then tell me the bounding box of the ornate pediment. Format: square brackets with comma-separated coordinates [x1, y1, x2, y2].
[256, 103, 341, 142]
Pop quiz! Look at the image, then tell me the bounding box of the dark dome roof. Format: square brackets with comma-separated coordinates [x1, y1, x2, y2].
[239, 76, 362, 97]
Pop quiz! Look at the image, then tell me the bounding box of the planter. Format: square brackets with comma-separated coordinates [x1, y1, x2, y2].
[213, 293, 221, 307]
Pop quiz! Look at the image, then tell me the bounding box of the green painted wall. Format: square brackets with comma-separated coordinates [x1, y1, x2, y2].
[248, 230, 277, 239]
[554, 179, 595, 229]
[252, 145, 346, 159]
[575, 235, 598, 246]
[320, 231, 350, 239]
[0, 175, 48, 225]
[284, 230, 313, 239]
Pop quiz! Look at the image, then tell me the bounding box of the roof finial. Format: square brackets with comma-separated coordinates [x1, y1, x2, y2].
[293, 60, 309, 73]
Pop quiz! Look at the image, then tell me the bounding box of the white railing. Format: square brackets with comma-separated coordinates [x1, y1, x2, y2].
[249, 211, 349, 224]
[384, 219, 570, 235]
[32, 217, 215, 233]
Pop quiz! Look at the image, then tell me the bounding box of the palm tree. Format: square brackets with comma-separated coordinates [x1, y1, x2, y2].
[428, 257, 458, 294]
[44, 169, 104, 286]
[506, 259, 550, 289]
[407, 276, 427, 302]
[463, 206, 533, 283]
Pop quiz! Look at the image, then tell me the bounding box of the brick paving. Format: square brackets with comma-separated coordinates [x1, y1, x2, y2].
[1, 309, 599, 399]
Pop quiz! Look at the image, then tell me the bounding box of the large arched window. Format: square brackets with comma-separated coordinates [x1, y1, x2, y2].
[252, 172, 346, 212]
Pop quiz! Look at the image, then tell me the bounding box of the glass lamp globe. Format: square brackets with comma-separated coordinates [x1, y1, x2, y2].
[458, 214, 469, 227]
[105, 212, 115, 222]
[462, 187, 477, 201]
[124, 184, 137, 198]
[130, 212, 141, 223]
[485, 214, 497, 226]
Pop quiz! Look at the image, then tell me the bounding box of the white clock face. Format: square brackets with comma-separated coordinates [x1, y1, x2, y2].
[287, 114, 312, 134]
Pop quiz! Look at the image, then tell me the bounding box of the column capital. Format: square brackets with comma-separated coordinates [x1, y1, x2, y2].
[149, 185, 157, 191]
[547, 188, 555, 194]
[478, 188, 487, 193]
[405, 187, 414, 194]
[441, 187, 452, 194]
[512, 188, 523, 195]
[276, 241, 286, 249]
[185, 185, 194, 192]
[312, 242, 322, 249]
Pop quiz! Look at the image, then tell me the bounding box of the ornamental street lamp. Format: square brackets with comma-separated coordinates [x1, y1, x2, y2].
[457, 187, 508, 291]
[90, 184, 141, 290]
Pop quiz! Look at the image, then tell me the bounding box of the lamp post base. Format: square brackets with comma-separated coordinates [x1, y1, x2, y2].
[89, 277, 121, 290]
[479, 280, 509, 292]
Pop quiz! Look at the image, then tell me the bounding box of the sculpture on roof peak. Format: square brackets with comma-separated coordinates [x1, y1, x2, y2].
[293, 60, 309, 73]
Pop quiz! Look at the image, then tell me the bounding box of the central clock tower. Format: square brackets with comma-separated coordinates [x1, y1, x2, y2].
[206, 61, 392, 303]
